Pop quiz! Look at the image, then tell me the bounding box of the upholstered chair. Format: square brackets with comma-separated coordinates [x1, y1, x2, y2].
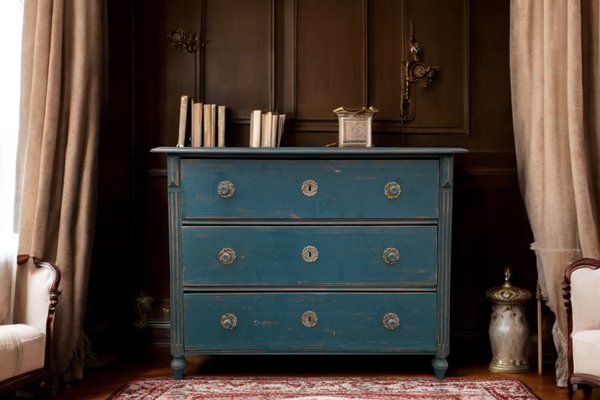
[0, 255, 61, 397]
[563, 258, 600, 399]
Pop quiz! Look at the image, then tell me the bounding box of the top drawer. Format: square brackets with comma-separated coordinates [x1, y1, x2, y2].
[180, 159, 439, 220]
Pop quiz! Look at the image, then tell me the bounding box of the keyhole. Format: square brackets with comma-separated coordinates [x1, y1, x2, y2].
[302, 245, 318, 263]
[302, 179, 318, 197]
[302, 311, 318, 327]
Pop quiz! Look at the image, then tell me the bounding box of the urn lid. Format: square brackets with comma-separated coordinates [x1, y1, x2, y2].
[485, 268, 532, 305]
[333, 106, 378, 118]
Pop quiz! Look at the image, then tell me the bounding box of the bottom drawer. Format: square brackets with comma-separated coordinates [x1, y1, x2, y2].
[183, 292, 437, 353]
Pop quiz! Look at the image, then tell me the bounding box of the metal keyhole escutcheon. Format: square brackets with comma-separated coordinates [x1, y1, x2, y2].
[302, 311, 318, 328]
[302, 245, 319, 263]
[302, 179, 318, 197]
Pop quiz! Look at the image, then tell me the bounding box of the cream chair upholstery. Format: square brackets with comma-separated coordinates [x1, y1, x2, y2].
[0, 255, 60, 396]
[563, 258, 600, 399]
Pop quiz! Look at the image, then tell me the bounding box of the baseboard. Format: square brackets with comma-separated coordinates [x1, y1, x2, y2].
[146, 321, 170, 347]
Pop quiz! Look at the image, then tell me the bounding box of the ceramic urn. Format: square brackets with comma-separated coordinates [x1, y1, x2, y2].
[485, 268, 532, 373]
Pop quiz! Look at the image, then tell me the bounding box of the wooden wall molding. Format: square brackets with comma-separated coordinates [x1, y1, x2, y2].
[194, 0, 469, 135]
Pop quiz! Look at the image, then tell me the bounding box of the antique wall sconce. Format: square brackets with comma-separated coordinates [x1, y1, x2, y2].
[400, 21, 440, 122]
[166, 28, 202, 101]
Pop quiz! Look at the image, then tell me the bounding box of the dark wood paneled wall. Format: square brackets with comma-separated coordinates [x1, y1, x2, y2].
[93, 0, 537, 357]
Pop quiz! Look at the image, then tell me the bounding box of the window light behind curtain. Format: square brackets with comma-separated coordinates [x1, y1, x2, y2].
[0, 0, 24, 325]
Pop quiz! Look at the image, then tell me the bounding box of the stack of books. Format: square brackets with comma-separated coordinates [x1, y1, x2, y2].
[177, 95, 226, 147]
[249, 110, 285, 147]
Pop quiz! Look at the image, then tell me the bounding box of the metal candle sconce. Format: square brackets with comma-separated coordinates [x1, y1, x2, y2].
[400, 21, 440, 122]
[166, 28, 202, 102]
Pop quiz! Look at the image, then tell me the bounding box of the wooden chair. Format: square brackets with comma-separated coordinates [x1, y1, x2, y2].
[563, 258, 600, 399]
[0, 255, 61, 397]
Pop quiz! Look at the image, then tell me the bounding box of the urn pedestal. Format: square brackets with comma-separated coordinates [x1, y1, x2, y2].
[485, 268, 532, 373]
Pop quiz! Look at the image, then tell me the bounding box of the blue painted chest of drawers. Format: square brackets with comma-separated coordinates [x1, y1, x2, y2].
[152, 147, 466, 379]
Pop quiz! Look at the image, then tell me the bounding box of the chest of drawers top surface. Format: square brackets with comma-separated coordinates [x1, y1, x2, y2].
[152, 147, 467, 156]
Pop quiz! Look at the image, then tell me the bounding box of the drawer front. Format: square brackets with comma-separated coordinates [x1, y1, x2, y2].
[182, 226, 437, 287]
[180, 159, 439, 219]
[183, 292, 437, 352]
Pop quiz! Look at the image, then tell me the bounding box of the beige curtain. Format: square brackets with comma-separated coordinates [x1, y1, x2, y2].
[18, 0, 103, 382]
[510, 0, 600, 386]
[0, 1, 23, 327]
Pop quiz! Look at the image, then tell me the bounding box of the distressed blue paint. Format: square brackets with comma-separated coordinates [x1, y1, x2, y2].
[183, 292, 437, 352]
[182, 226, 437, 287]
[154, 147, 466, 380]
[180, 159, 439, 220]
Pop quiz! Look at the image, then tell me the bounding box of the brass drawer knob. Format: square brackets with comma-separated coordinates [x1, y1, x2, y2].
[383, 312, 400, 330]
[383, 247, 400, 265]
[384, 181, 401, 199]
[217, 180, 236, 198]
[220, 313, 238, 330]
[302, 245, 319, 263]
[301, 311, 318, 328]
[219, 248, 237, 265]
[301, 179, 319, 197]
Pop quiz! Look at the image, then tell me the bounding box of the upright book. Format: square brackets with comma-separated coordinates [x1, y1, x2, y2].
[203, 104, 216, 147]
[261, 112, 273, 147]
[176, 95, 188, 147]
[249, 110, 262, 147]
[191, 102, 203, 147]
[217, 106, 226, 147]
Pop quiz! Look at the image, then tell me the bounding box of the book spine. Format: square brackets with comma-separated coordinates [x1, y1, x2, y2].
[217, 105, 226, 147]
[210, 104, 217, 147]
[203, 104, 212, 147]
[261, 111, 272, 147]
[177, 95, 188, 147]
[270, 113, 278, 148]
[250, 110, 262, 147]
[277, 114, 286, 147]
[191, 102, 203, 147]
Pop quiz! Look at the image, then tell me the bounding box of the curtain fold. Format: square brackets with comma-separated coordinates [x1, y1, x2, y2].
[510, 0, 600, 386]
[0, 0, 24, 327]
[18, 0, 103, 381]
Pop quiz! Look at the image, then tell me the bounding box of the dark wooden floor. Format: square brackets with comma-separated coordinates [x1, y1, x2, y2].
[43, 347, 599, 400]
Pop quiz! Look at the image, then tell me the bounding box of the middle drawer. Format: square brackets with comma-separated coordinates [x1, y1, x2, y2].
[182, 226, 437, 287]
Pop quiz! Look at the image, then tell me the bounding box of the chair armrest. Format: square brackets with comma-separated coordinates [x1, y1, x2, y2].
[14, 255, 61, 333]
[564, 258, 600, 333]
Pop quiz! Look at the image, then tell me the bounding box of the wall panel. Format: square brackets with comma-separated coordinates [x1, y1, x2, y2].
[368, 0, 405, 121]
[204, 0, 273, 119]
[296, 0, 366, 120]
[404, 0, 467, 132]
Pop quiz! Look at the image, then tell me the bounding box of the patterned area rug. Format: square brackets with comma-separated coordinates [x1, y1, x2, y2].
[110, 376, 539, 399]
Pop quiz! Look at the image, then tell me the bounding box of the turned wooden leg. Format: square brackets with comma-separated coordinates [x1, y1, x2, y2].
[171, 355, 187, 380]
[432, 356, 448, 380]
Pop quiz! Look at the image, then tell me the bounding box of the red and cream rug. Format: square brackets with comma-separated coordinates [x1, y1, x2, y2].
[110, 376, 539, 399]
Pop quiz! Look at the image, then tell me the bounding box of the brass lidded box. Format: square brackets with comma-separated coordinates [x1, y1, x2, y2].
[334, 106, 378, 147]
